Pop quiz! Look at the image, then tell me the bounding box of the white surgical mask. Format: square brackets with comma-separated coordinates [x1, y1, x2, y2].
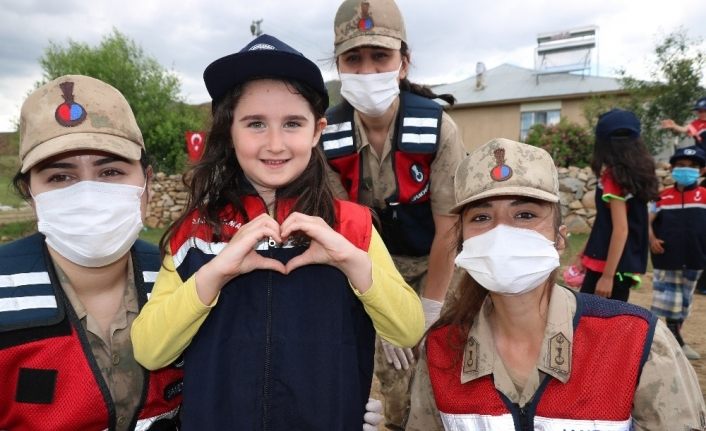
[454, 224, 560, 296]
[339, 64, 401, 117]
[34, 181, 145, 267]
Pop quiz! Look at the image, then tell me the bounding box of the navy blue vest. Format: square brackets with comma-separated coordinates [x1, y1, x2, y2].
[651, 184, 706, 270]
[321, 91, 443, 257]
[583, 179, 649, 274]
[173, 203, 376, 430]
[0, 233, 160, 332]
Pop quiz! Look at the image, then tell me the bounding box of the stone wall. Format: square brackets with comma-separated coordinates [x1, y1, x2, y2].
[145, 172, 189, 229]
[559, 161, 673, 234]
[147, 163, 677, 233]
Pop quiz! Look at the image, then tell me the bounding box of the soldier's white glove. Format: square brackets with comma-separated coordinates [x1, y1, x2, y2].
[362, 397, 383, 431]
[381, 339, 414, 370]
[422, 297, 443, 330]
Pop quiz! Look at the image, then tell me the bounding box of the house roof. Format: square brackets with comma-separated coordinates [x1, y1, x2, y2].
[432, 63, 624, 107]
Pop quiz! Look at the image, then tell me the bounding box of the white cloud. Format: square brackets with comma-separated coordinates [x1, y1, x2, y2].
[0, 0, 704, 132]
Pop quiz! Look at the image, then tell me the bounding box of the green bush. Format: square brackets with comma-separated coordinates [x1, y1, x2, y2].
[525, 118, 593, 168]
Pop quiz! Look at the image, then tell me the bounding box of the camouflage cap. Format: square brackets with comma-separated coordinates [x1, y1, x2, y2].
[334, 0, 407, 57]
[451, 138, 559, 213]
[19, 75, 144, 173]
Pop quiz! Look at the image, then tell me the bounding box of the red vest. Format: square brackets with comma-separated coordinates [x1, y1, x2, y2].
[0, 236, 182, 431]
[0, 322, 182, 431]
[426, 294, 655, 430]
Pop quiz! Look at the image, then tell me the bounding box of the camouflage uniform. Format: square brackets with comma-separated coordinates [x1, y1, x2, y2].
[330, 1, 466, 427]
[407, 285, 706, 430]
[57, 259, 144, 431]
[326, 110, 465, 430]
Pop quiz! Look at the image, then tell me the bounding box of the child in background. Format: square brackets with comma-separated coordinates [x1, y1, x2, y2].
[580, 109, 660, 301]
[131, 34, 423, 430]
[649, 146, 706, 360]
[661, 97, 706, 150]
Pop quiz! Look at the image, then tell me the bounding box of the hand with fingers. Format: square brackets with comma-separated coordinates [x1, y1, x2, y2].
[195, 213, 286, 305]
[362, 398, 383, 431]
[381, 339, 415, 370]
[279, 212, 373, 293]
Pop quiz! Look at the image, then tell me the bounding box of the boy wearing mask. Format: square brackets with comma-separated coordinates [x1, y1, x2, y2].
[649, 146, 706, 360]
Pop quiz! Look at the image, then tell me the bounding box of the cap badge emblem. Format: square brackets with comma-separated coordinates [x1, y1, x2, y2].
[248, 43, 276, 51]
[490, 148, 513, 182]
[358, 1, 374, 30]
[684, 149, 696, 156]
[55, 81, 87, 127]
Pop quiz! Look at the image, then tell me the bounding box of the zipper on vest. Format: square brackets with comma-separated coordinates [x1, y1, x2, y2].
[516, 403, 531, 431]
[262, 252, 274, 431]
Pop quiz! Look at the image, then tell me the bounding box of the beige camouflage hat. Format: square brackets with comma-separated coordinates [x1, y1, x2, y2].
[334, 0, 407, 57]
[451, 138, 559, 213]
[19, 75, 144, 173]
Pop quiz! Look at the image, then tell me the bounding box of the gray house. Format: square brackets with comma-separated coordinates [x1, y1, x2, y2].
[432, 63, 627, 151]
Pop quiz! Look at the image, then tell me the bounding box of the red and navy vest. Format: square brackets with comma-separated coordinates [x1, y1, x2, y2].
[426, 292, 656, 430]
[320, 91, 443, 257]
[652, 184, 706, 270]
[583, 172, 649, 274]
[0, 233, 183, 431]
[170, 196, 376, 430]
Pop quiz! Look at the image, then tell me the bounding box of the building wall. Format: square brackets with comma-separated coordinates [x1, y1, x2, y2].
[445, 97, 591, 151]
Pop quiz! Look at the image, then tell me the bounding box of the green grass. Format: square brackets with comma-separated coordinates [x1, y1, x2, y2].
[562, 232, 588, 266]
[0, 222, 166, 245]
[138, 227, 166, 245]
[0, 155, 23, 208]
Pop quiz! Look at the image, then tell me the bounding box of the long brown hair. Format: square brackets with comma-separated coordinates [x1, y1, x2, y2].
[429, 202, 564, 357]
[159, 78, 335, 258]
[591, 134, 659, 202]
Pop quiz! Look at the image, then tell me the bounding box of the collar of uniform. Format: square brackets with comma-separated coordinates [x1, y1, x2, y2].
[56, 255, 140, 322]
[352, 109, 398, 160]
[537, 285, 575, 383]
[460, 285, 576, 385]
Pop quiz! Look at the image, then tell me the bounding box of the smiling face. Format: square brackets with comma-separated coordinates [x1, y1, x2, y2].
[230, 79, 325, 200]
[461, 196, 565, 250]
[28, 149, 150, 219]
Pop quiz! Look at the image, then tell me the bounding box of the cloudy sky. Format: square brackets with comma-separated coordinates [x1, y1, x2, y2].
[1, 0, 705, 132]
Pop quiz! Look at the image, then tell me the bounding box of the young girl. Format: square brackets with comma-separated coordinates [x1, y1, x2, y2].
[130, 34, 423, 430]
[579, 109, 660, 301]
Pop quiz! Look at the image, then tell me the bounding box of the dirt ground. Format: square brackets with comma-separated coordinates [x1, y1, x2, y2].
[369, 273, 706, 429]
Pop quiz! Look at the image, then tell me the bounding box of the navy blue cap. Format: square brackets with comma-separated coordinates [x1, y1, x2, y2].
[595, 109, 641, 141]
[693, 97, 706, 111]
[670, 145, 706, 167]
[203, 34, 328, 108]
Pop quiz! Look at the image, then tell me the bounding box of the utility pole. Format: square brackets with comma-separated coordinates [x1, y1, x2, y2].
[250, 19, 263, 37]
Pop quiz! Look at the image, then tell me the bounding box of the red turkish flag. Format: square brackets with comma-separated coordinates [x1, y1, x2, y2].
[185, 131, 206, 162]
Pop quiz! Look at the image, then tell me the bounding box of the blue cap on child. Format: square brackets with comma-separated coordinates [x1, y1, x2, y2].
[595, 109, 641, 141]
[670, 146, 706, 167]
[203, 34, 328, 107]
[694, 97, 706, 111]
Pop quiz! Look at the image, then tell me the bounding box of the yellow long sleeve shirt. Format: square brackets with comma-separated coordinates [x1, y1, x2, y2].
[131, 228, 424, 370]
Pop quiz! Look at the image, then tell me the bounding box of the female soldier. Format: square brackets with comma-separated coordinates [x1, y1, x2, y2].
[0, 75, 182, 430]
[323, 1, 466, 427]
[406, 138, 706, 430]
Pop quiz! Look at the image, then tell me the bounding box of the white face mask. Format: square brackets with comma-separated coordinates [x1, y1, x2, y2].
[454, 224, 560, 296]
[339, 64, 401, 117]
[34, 181, 145, 268]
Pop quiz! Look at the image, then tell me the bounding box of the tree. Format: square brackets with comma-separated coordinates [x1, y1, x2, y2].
[525, 118, 593, 168]
[39, 29, 206, 173]
[618, 29, 705, 154]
